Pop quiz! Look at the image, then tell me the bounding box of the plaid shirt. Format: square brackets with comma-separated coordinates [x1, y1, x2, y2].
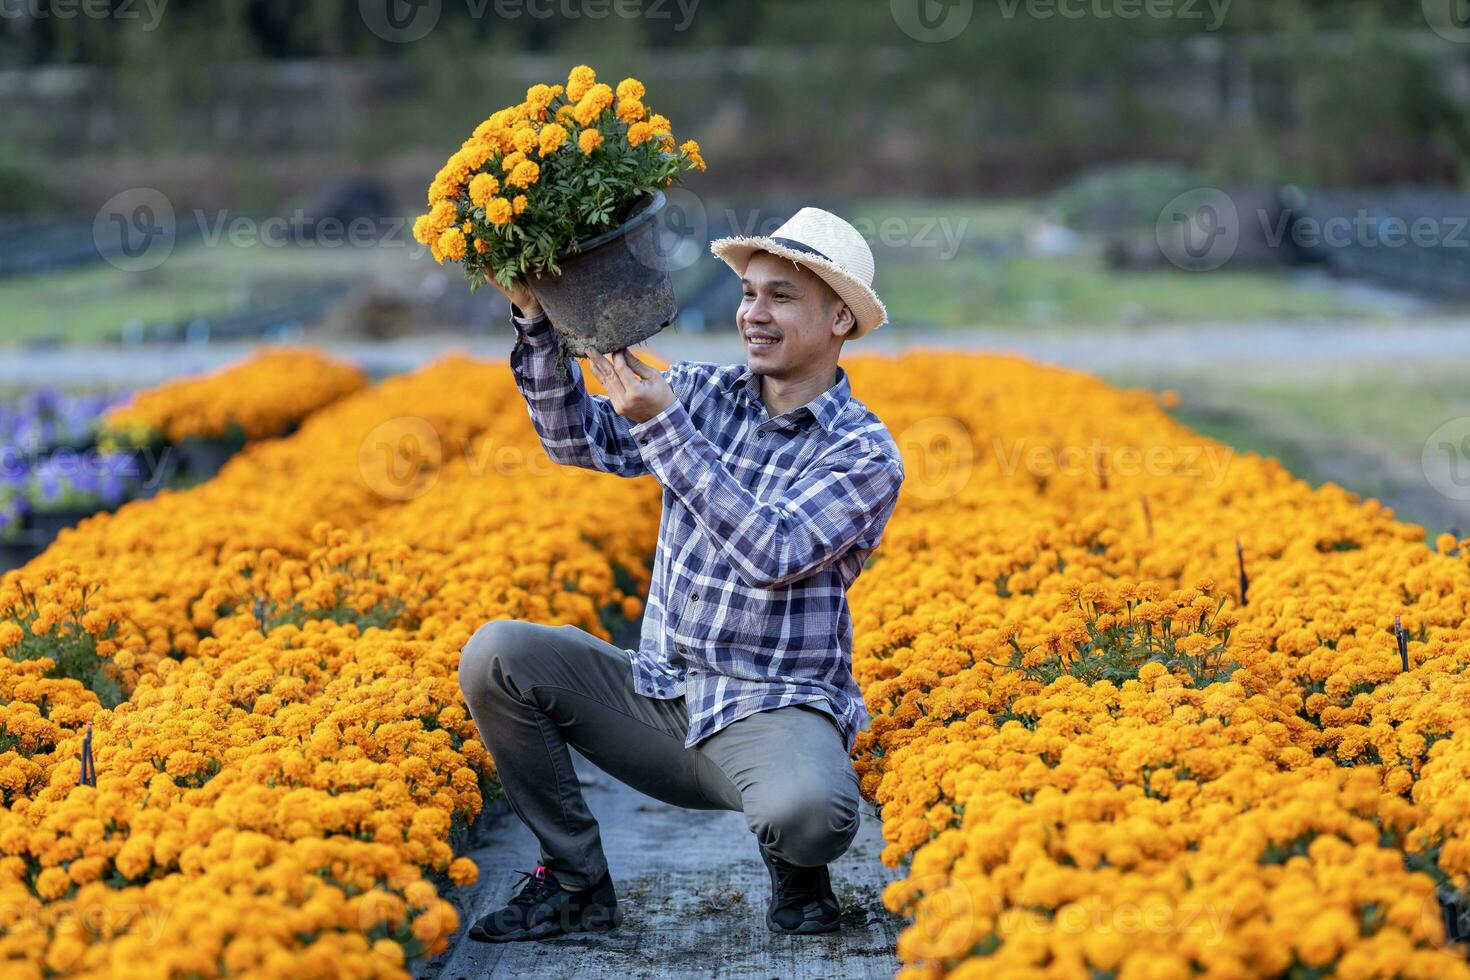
[509, 309, 904, 753]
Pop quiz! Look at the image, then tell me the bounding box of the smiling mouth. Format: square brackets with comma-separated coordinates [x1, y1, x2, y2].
[746, 336, 781, 348]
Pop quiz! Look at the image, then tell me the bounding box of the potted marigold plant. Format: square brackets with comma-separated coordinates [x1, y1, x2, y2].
[412, 64, 706, 361]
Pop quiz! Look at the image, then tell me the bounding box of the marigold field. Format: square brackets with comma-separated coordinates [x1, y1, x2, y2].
[4, 348, 1470, 978]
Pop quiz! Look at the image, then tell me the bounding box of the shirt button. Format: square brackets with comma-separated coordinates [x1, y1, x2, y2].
[639, 436, 650, 445]
[690, 592, 699, 601]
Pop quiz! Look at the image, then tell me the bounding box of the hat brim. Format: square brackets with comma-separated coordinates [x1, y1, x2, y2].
[709, 236, 888, 339]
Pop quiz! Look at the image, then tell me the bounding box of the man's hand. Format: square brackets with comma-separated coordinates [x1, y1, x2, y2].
[487, 274, 542, 318]
[584, 349, 675, 425]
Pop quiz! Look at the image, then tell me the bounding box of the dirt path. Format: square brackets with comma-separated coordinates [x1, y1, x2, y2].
[419, 751, 904, 980]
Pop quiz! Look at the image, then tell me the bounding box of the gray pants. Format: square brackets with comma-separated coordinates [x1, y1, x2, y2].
[458, 620, 863, 888]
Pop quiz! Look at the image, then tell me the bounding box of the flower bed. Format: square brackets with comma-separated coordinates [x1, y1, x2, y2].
[842, 352, 1470, 977]
[11, 347, 1470, 977]
[0, 355, 656, 977]
[103, 347, 367, 448]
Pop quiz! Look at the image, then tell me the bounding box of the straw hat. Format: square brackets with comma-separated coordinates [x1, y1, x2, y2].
[709, 207, 888, 339]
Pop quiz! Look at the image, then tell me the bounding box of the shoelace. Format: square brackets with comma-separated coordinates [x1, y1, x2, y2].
[508, 864, 559, 906]
[769, 857, 823, 904]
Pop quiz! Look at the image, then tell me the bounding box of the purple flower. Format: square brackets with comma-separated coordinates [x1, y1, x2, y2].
[35, 471, 61, 503]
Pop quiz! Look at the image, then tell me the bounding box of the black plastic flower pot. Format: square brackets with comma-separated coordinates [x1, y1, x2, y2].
[525, 190, 678, 362]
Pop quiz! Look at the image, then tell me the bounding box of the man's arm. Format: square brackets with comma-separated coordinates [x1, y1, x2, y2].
[510, 308, 678, 478]
[628, 399, 904, 590]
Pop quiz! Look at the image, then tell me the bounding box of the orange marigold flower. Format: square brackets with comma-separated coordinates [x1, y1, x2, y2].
[468, 172, 500, 209]
[506, 160, 540, 189]
[537, 123, 568, 156]
[484, 198, 514, 226]
[616, 98, 646, 124]
[626, 122, 653, 147]
[566, 64, 596, 102]
[436, 227, 468, 262]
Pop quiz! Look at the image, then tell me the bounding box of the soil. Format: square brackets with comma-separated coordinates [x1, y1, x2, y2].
[418, 752, 904, 980]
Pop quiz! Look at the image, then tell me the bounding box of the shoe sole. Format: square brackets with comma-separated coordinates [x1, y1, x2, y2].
[766, 911, 840, 935]
[468, 906, 623, 944]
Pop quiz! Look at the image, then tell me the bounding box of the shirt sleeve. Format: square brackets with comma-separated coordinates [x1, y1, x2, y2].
[509, 309, 691, 479]
[628, 400, 905, 589]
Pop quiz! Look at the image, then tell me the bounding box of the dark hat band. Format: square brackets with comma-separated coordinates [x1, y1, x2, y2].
[769, 237, 832, 262]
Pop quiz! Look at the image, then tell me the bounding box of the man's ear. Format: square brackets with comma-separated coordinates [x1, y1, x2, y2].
[832, 299, 856, 338]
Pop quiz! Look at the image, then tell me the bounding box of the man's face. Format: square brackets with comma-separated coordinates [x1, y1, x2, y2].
[737, 251, 853, 377]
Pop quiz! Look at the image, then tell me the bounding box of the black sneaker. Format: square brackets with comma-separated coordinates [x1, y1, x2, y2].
[759, 847, 840, 934]
[466, 863, 622, 943]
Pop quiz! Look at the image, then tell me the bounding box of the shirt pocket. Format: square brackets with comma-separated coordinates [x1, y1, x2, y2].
[674, 592, 768, 650]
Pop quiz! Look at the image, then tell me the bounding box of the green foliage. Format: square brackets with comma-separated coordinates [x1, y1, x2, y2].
[3, 581, 124, 709]
[1045, 163, 1204, 233]
[987, 592, 1237, 689]
[0, 144, 55, 214]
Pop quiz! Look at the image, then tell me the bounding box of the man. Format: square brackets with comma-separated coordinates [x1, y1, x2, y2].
[458, 206, 905, 942]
